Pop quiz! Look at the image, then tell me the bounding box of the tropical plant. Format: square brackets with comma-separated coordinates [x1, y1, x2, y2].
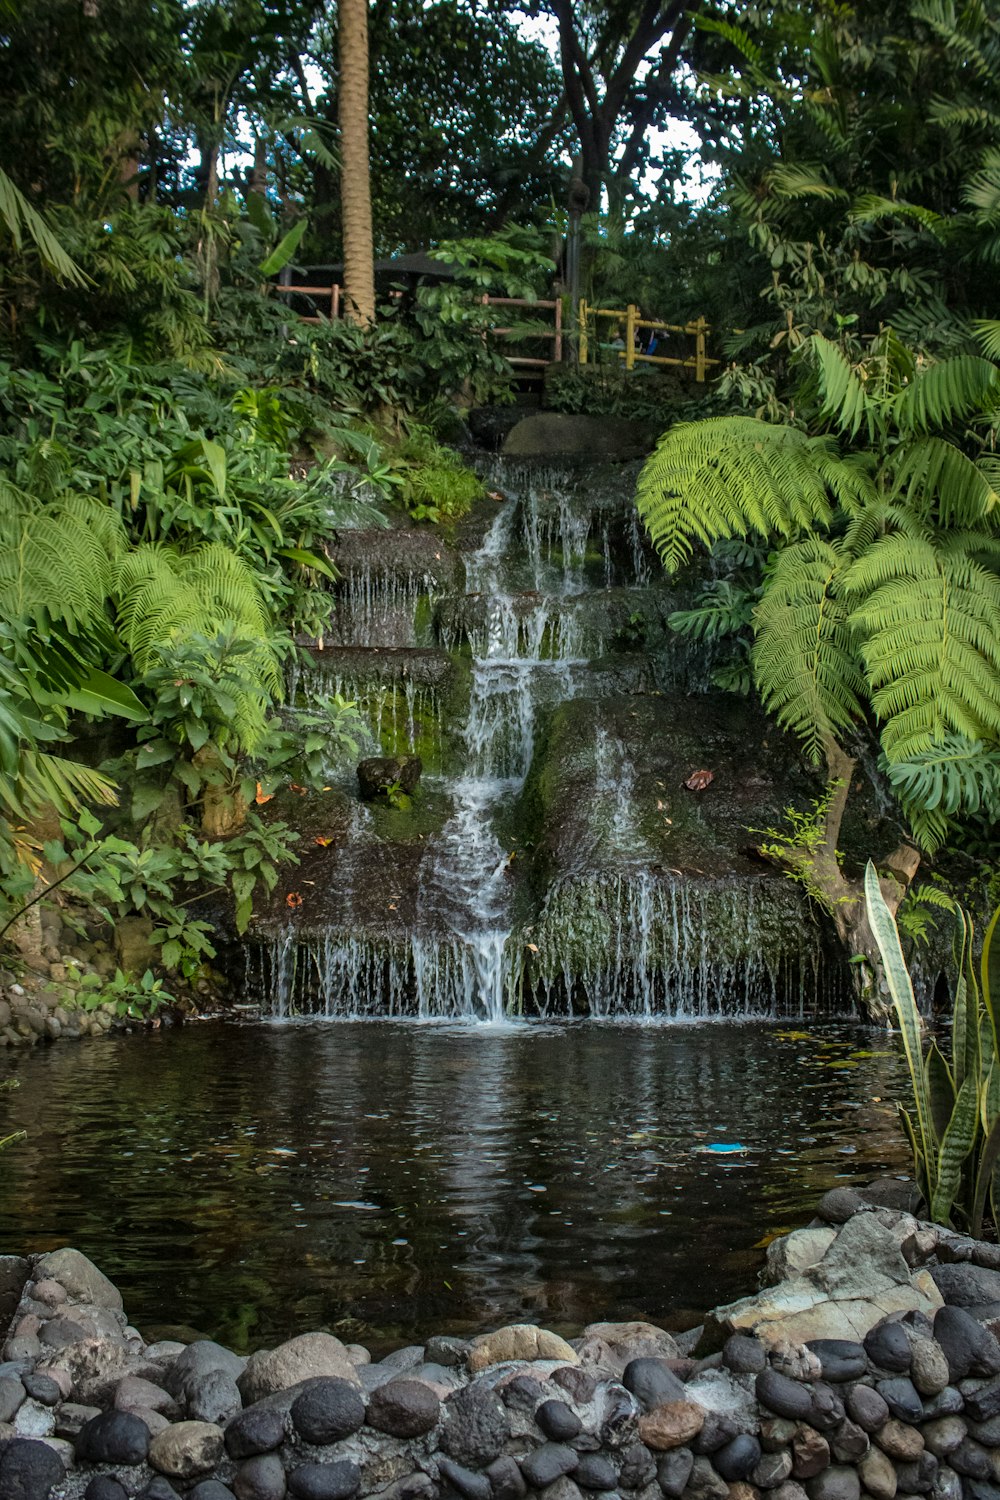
[637, 328, 1000, 1002]
[865, 859, 1000, 1236]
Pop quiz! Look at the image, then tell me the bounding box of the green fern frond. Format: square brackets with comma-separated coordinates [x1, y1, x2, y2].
[807, 334, 877, 439]
[0, 168, 87, 285]
[885, 736, 1000, 817]
[891, 437, 1000, 525]
[974, 321, 1000, 361]
[0, 749, 118, 822]
[848, 195, 947, 239]
[765, 163, 850, 201]
[752, 538, 866, 763]
[635, 418, 842, 573]
[0, 494, 123, 636]
[846, 538, 1000, 758]
[893, 356, 1000, 434]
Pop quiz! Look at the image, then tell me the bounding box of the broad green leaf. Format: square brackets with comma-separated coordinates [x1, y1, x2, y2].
[260, 217, 308, 277]
[62, 669, 148, 723]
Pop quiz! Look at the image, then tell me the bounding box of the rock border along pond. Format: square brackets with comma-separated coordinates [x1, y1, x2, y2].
[5, 1184, 1000, 1500]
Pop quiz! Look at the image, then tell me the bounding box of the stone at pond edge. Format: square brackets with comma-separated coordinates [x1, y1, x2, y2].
[622, 1359, 687, 1412]
[189, 1483, 236, 1500]
[148, 1419, 225, 1478]
[75, 1408, 151, 1464]
[287, 1458, 361, 1500]
[637, 1401, 705, 1450]
[519, 1442, 579, 1488]
[231, 1452, 285, 1500]
[225, 1400, 288, 1457]
[467, 1324, 578, 1372]
[290, 1377, 366, 1444]
[439, 1382, 511, 1466]
[537, 1398, 583, 1440]
[239, 1333, 360, 1404]
[33, 1248, 124, 1312]
[934, 1306, 1000, 1381]
[366, 1378, 440, 1437]
[437, 1455, 492, 1500]
[84, 1477, 130, 1500]
[357, 756, 422, 802]
[0, 1436, 65, 1500]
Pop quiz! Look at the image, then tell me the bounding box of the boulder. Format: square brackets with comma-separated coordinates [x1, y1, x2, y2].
[467, 1325, 578, 1372]
[32, 1249, 123, 1312]
[356, 756, 422, 802]
[239, 1333, 360, 1404]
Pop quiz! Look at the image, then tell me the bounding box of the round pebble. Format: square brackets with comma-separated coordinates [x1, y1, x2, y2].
[291, 1378, 366, 1444]
[287, 1459, 362, 1500]
[536, 1399, 583, 1441]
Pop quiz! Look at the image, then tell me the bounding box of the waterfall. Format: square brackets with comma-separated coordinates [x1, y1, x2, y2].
[251, 462, 840, 1021]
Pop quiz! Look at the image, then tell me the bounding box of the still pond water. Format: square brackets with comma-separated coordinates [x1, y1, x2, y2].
[0, 1019, 909, 1354]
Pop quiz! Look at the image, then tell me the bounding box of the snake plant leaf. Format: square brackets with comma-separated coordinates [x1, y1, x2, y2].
[866, 861, 932, 1164]
[926, 1041, 956, 1145]
[898, 1105, 929, 1203]
[931, 1073, 981, 1225]
[972, 1108, 1000, 1238]
[982, 903, 1000, 1059]
[953, 908, 982, 1092]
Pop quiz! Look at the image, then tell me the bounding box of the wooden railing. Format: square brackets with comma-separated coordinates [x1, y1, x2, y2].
[271, 282, 713, 381]
[578, 300, 718, 382]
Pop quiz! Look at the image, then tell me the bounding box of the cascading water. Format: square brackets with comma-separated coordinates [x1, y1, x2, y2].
[256, 461, 847, 1021]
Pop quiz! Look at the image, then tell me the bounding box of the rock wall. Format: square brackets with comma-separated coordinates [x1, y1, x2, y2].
[4, 1189, 1000, 1500]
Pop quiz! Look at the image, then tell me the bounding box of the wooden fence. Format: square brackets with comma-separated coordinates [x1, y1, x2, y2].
[272, 282, 712, 381]
[578, 300, 718, 382]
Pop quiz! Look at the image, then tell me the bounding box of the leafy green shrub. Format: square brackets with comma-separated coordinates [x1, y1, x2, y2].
[75, 967, 173, 1020]
[865, 860, 1000, 1236]
[392, 426, 485, 525]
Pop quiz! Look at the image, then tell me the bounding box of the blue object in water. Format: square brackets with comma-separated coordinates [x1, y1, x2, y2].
[707, 1143, 747, 1154]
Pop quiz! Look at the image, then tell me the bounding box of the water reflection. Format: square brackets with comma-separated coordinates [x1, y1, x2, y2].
[0, 1020, 908, 1353]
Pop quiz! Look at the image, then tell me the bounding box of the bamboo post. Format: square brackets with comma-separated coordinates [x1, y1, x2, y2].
[578, 299, 588, 364]
[332, 284, 341, 319]
[625, 304, 636, 371]
[554, 296, 563, 363]
[694, 316, 707, 382]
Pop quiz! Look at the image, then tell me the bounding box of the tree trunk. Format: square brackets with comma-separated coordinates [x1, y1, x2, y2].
[757, 742, 921, 1022]
[339, 0, 375, 327]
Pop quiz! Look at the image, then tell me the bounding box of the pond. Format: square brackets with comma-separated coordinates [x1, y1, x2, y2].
[0, 1019, 909, 1354]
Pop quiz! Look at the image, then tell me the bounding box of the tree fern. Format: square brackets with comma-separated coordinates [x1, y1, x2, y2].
[752, 539, 866, 763]
[893, 356, 1000, 434]
[636, 418, 844, 572]
[846, 538, 1000, 759]
[891, 437, 1000, 525]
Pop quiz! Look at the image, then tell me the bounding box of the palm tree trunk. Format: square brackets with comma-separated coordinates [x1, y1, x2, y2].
[339, 0, 375, 327]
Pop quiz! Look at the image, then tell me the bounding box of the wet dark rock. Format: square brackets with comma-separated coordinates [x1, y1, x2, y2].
[288, 1458, 362, 1500]
[829, 1417, 868, 1463]
[714, 1435, 762, 1481]
[19, 1373, 60, 1406]
[817, 1189, 867, 1225]
[189, 1484, 237, 1500]
[574, 1455, 617, 1491]
[598, 1388, 639, 1448]
[75, 1408, 151, 1464]
[188, 1369, 243, 1426]
[931, 1267, 1000, 1309]
[225, 1400, 288, 1457]
[961, 1483, 1000, 1500]
[961, 1376, 1000, 1423]
[0, 1437, 65, 1499]
[502, 414, 657, 463]
[922, 1388, 966, 1420]
[622, 1360, 687, 1413]
[947, 1438, 993, 1479]
[166, 1341, 246, 1402]
[616, 1442, 656, 1488]
[537, 1400, 583, 1441]
[486, 1455, 527, 1500]
[752, 1450, 794, 1488]
[425, 1337, 469, 1370]
[552, 1368, 599, 1405]
[366, 1379, 440, 1437]
[0, 1258, 30, 1333]
[232, 1451, 286, 1500]
[935, 1307, 1000, 1381]
[756, 1370, 815, 1421]
[805, 1342, 868, 1384]
[501, 1376, 545, 1412]
[136, 1483, 182, 1500]
[684, 1455, 728, 1500]
[291, 1378, 367, 1444]
[84, 1480, 130, 1500]
[0, 1373, 24, 1422]
[804, 1466, 860, 1500]
[357, 756, 423, 802]
[968, 1413, 1000, 1443]
[440, 1384, 511, 1467]
[895, 1453, 939, 1493]
[723, 1336, 766, 1375]
[656, 1447, 694, 1497]
[438, 1456, 492, 1500]
[519, 1444, 579, 1488]
[865, 1322, 913, 1374]
[691, 1412, 738, 1454]
[877, 1378, 923, 1422]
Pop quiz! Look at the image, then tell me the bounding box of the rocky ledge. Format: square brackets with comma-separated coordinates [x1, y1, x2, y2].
[5, 1186, 1000, 1500]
